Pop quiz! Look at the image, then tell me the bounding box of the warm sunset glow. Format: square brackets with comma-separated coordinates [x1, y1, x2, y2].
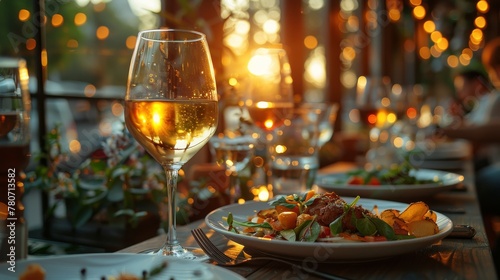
[430, 31, 442, 43]
[126, 36, 136, 49]
[69, 140, 81, 153]
[388, 9, 401, 22]
[96, 26, 110, 40]
[19, 9, 30, 21]
[477, 0, 489, 13]
[409, 0, 422, 6]
[304, 35, 318, 49]
[41, 50, 48, 67]
[26, 39, 36, 51]
[436, 37, 449, 51]
[407, 107, 417, 119]
[248, 49, 283, 77]
[258, 186, 269, 201]
[447, 55, 459, 68]
[393, 137, 403, 148]
[413, 6, 426, 20]
[52, 14, 64, 27]
[475, 16, 486, 29]
[342, 47, 356, 61]
[367, 113, 377, 125]
[423, 21, 435, 33]
[74, 13, 87, 26]
[153, 112, 160, 124]
[470, 28, 483, 43]
[419, 47, 431, 59]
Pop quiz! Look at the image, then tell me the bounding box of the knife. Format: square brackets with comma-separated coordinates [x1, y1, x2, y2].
[446, 225, 476, 239]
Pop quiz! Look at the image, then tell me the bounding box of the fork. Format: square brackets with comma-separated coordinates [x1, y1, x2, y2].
[191, 228, 348, 280]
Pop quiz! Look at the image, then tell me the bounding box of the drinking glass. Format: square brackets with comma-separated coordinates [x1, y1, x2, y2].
[245, 48, 294, 140]
[269, 107, 321, 196]
[244, 48, 294, 196]
[300, 103, 339, 148]
[209, 132, 256, 204]
[124, 29, 218, 259]
[0, 57, 31, 262]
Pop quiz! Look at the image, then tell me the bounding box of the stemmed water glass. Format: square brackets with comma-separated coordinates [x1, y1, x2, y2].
[300, 103, 339, 148]
[124, 29, 218, 259]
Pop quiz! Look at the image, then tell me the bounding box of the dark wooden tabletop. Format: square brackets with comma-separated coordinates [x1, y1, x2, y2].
[119, 161, 498, 280]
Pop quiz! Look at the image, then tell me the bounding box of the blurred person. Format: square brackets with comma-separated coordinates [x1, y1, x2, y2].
[448, 69, 492, 122]
[442, 38, 500, 259]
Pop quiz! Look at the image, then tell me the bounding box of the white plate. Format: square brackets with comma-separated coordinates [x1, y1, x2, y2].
[0, 253, 244, 280]
[206, 199, 453, 262]
[315, 169, 464, 200]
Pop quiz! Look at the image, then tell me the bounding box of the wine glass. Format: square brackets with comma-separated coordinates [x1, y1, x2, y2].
[244, 48, 294, 196]
[245, 47, 294, 139]
[0, 57, 31, 261]
[356, 76, 398, 168]
[300, 103, 339, 148]
[124, 29, 218, 259]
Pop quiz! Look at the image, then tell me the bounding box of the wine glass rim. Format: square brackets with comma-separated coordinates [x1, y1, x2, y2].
[138, 29, 206, 43]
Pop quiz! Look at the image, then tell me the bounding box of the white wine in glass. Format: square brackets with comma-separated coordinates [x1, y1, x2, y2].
[124, 29, 218, 259]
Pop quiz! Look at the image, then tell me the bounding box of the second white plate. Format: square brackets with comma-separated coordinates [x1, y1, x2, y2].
[314, 169, 464, 200]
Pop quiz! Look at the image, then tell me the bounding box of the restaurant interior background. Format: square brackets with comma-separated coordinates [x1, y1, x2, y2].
[1, 0, 500, 255]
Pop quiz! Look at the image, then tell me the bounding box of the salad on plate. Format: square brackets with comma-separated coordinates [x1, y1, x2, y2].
[226, 190, 439, 243]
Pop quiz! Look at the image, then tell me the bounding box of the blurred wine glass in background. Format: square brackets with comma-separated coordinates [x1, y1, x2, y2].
[356, 76, 397, 169]
[243, 47, 294, 196]
[0, 57, 31, 262]
[300, 103, 339, 148]
[245, 47, 294, 140]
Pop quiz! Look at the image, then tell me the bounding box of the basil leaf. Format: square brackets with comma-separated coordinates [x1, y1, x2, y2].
[280, 229, 296, 241]
[227, 212, 239, 233]
[355, 217, 377, 236]
[304, 198, 316, 206]
[294, 219, 312, 235]
[268, 196, 288, 206]
[368, 216, 397, 240]
[300, 221, 321, 242]
[329, 216, 343, 235]
[268, 196, 297, 209]
[232, 220, 273, 229]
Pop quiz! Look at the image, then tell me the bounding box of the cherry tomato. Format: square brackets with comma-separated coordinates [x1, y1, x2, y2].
[366, 177, 381, 185]
[278, 211, 298, 230]
[346, 175, 364, 185]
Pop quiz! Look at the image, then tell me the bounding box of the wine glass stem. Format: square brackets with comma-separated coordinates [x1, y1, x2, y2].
[228, 172, 240, 203]
[161, 168, 182, 254]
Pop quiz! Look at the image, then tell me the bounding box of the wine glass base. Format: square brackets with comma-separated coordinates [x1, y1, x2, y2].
[138, 247, 209, 261]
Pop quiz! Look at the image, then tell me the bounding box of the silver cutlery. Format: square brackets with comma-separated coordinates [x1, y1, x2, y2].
[191, 228, 349, 280]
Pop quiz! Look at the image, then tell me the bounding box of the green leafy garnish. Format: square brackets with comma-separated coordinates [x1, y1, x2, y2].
[329, 196, 360, 234]
[280, 229, 296, 241]
[226, 212, 272, 234]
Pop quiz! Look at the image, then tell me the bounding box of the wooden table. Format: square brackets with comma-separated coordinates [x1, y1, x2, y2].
[119, 161, 498, 279]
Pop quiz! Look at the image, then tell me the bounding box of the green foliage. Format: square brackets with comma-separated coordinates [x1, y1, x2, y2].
[25, 124, 166, 229]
